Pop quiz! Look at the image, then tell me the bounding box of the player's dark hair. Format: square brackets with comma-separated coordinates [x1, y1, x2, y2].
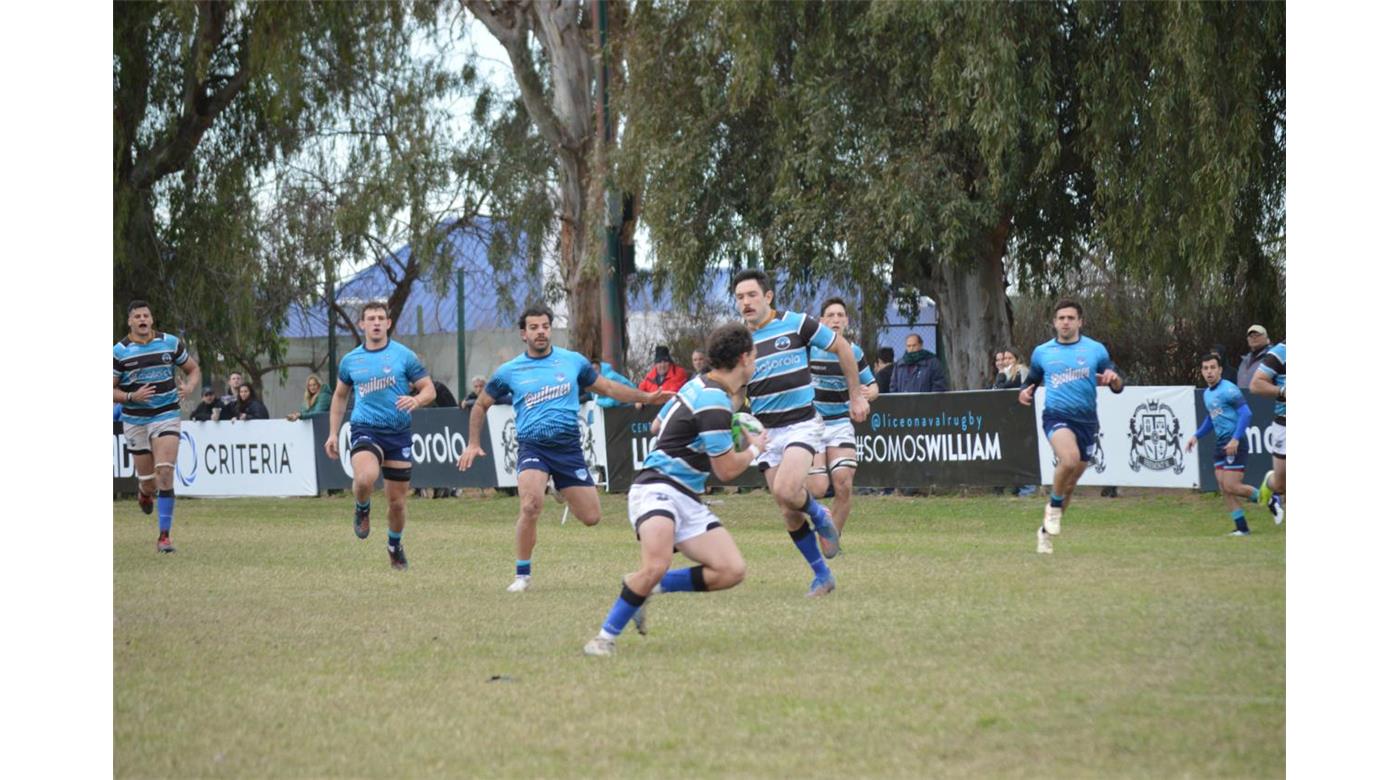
[706, 323, 754, 371]
[819, 296, 848, 317]
[1200, 352, 1222, 367]
[518, 304, 553, 330]
[127, 299, 150, 315]
[1052, 299, 1083, 318]
[360, 301, 389, 319]
[732, 268, 771, 294]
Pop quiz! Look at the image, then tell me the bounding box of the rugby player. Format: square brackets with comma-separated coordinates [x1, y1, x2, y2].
[113, 300, 201, 553]
[733, 270, 869, 596]
[584, 324, 767, 656]
[456, 305, 671, 592]
[806, 296, 879, 557]
[1018, 300, 1123, 554]
[1249, 341, 1286, 524]
[1186, 352, 1274, 535]
[324, 302, 436, 571]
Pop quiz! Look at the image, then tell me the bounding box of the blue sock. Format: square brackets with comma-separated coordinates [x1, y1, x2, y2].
[803, 491, 827, 523]
[656, 566, 707, 594]
[1050, 493, 1065, 508]
[601, 583, 647, 637]
[156, 489, 174, 534]
[1248, 487, 1260, 504]
[1232, 509, 1249, 533]
[516, 559, 532, 577]
[388, 530, 402, 547]
[789, 523, 831, 579]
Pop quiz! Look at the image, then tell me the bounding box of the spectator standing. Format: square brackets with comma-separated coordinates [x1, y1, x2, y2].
[993, 348, 1029, 389]
[192, 387, 221, 421]
[432, 379, 458, 408]
[229, 384, 270, 420]
[890, 334, 948, 393]
[460, 375, 487, 409]
[286, 375, 332, 421]
[219, 372, 243, 412]
[874, 346, 895, 394]
[638, 345, 691, 395]
[691, 348, 710, 375]
[1238, 325, 1272, 389]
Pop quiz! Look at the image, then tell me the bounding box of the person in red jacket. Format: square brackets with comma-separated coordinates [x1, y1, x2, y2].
[638, 345, 691, 396]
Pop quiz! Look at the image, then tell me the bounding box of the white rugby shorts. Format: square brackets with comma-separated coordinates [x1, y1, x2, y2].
[123, 417, 181, 453]
[627, 481, 722, 544]
[1264, 422, 1286, 457]
[754, 414, 824, 471]
[820, 418, 857, 452]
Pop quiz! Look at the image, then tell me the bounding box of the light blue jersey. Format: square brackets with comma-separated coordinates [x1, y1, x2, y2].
[1256, 342, 1286, 421]
[337, 340, 428, 431]
[1202, 379, 1249, 441]
[747, 311, 837, 428]
[1026, 335, 1117, 423]
[637, 376, 736, 497]
[486, 346, 599, 445]
[810, 343, 874, 421]
[113, 332, 189, 425]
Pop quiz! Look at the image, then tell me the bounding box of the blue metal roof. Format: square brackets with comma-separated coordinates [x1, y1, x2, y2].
[282, 218, 544, 338]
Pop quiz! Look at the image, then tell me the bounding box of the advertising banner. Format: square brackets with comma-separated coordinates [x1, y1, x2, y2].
[601, 390, 1040, 491]
[852, 390, 1041, 487]
[1195, 392, 1279, 492]
[485, 401, 610, 489]
[113, 420, 140, 494]
[311, 408, 499, 490]
[1035, 386, 1200, 488]
[166, 420, 319, 496]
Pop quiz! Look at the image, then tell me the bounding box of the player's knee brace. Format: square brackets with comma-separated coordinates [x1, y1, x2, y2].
[155, 461, 176, 472]
[381, 466, 412, 482]
[830, 457, 858, 473]
[136, 473, 156, 482]
[808, 466, 830, 477]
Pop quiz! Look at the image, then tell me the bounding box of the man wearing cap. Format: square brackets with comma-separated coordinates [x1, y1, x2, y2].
[1238, 325, 1272, 389]
[191, 386, 221, 421]
[638, 345, 691, 395]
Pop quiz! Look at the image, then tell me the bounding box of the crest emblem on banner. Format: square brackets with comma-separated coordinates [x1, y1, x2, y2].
[1127, 399, 1185, 473]
[500, 418, 519, 471]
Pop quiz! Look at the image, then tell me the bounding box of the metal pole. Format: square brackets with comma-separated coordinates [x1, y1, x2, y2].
[456, 267, 467, 401]
[326, 259, 337, 387]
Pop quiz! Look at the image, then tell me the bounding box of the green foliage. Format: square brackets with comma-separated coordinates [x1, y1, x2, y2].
[620, 1, 1285, 358]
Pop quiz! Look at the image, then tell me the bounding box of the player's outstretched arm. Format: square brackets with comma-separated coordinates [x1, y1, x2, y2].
[458, 392, 494, 470]
[590, 376, 673, 406]
[324, 381, 352, 459]
[830, 335, 869, 422]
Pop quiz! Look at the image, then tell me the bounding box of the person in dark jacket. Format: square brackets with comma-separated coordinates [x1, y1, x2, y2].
[229, 384, 270, 420]
[874, 346, 895, 394]
[889, 334, 947, 393]
[432, 379, 458, 408]
[191, 387, 221, 421]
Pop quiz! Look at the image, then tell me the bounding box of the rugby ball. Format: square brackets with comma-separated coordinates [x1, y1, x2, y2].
[731, 412, 765, 449]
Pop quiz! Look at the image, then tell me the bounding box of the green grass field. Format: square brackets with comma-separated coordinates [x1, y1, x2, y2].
[114, 490, 1284, 778]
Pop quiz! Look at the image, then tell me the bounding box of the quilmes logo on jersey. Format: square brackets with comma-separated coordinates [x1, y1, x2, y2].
[775, 336, 792, 350]
[1127, 399, 1185, 473]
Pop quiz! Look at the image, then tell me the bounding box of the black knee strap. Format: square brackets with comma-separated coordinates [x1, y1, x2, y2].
[620, 582, 647, 607]
[350, 441, 383, 463]
[157, 488, 174, 498]
[381, 466, 412, 482]
[689, 565, 708, 592]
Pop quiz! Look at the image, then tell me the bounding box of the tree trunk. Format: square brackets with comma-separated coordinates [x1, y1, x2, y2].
[922, 217, 1014, 390]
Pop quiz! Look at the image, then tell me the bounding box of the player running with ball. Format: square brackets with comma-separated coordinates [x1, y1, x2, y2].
[584, 324, 767, 657]
[1018, 299, 1124, 554]
[733, 270, 869, 596]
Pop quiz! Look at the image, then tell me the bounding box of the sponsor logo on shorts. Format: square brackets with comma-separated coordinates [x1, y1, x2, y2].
[575, 468, 588, 481]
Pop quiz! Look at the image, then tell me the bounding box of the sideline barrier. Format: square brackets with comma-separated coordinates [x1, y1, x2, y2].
[112, 388, 1279, 495]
